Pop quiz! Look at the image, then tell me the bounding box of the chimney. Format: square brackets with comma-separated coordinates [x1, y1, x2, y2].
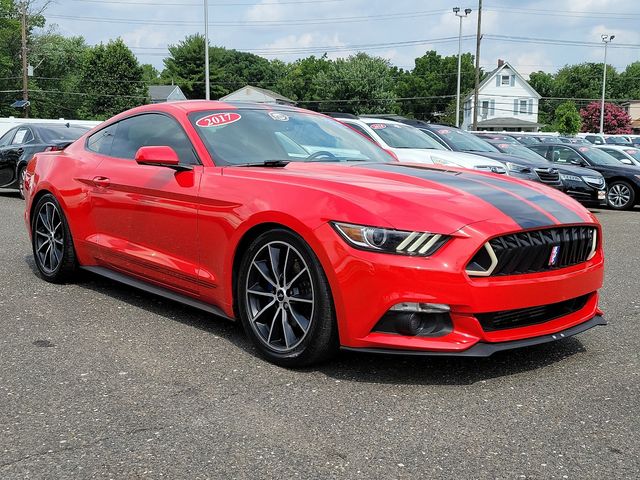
[497, 59, 504, 67]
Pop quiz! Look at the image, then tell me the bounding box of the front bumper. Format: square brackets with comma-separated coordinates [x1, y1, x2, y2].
[315, 220, 605, 354]
[562, 182, 607, 206]
[342, 314, 606, 357]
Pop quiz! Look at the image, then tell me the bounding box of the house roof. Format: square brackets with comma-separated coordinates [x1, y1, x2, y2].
[464, 61, 541, 101]
[219, 85, 296, 104]
[149, 85, 180, 102]
[476, 117, 543, 128]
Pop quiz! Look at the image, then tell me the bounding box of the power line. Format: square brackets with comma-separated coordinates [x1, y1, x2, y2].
[70, 0, 346, 5]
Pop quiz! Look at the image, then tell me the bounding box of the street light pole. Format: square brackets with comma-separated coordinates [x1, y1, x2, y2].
[204, 0, 210, 100]
[599, 34, 614, 134]
[453, 7, 471, 128]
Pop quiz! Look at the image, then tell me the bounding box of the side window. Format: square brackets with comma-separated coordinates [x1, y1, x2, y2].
[0, 128, 16, 147]
[602, 149, 625, 161]
[552, 146, 577, 163]
[529, 146, 548, 159]
[13, 128, 33, 145]
[109, 113, 198, 165]
[86, 123, 118, 156]
[347, 123, 376, 142]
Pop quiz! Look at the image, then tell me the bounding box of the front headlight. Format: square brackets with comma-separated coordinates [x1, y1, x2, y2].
[475, 165, 507, 174]
[430, 156, 458, 167]
[505, 162, 532, 174]
[582, 175, 605, 187]
[560, 174, 582, 183]
[331, 222, 449, 256]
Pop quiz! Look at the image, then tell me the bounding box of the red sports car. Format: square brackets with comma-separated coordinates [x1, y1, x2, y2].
[24, 101, 605, 367]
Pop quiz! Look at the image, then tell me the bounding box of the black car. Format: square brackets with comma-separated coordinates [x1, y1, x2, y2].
[485, 140, 607, 207]
[529, 143, 640, 210]
[0, 123, 89, 198]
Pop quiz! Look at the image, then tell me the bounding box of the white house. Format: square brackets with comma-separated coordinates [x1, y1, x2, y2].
[462, 60, 542, 132]
[219, 85, 296, 106]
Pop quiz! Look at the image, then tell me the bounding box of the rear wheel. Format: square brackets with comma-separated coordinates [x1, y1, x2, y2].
[237, 229, 338, 367]
[17, 165, 26, 199]
[31, 194, 77, 283]
[607, 181, 635, 210]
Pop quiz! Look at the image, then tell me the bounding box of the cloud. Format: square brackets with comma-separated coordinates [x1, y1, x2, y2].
[246, 0, 286, 22]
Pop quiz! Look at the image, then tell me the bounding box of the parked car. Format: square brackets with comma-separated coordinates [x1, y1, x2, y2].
[334, 116, 507, 173]
[529, 143, 640, 210]
[386, 119, 564, 188]
[595, 145, 640, 166]
[473, 133, 520, 144]
[582, 134, 633, 146]
[0, 123, 89, 198]
[485, 140, 607, 206]
[24, 101, 605, 366]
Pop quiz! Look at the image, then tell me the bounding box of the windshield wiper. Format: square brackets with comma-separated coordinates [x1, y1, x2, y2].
[234, 160, 290, 167]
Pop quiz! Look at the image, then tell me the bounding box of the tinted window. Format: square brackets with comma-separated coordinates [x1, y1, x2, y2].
[86, 123, 118, 156]
[580, 147, 624, 166]
[499, 144, 549, 162]
[38, 125, 88, 143]
[0, 128, 16, 147]
[528, 145, 549, 158]
[189, 109, 392, 165]
[109, 114, 198, 165]
[600, 149, 627, 161]
[369, 123, 445, 150]
[13, 128, 33, 145]
[551, 146, 580, 163]
[430, 127, 499, 152]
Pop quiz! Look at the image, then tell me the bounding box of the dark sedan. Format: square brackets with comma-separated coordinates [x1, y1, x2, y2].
[0, 123, 89, 198]
[529, 143, 640, 210]
[485, 140, 607, 207]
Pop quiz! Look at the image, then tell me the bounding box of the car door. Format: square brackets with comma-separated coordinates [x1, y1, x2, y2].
[0, 128, 17, 186]
[88, 113, 203, 295]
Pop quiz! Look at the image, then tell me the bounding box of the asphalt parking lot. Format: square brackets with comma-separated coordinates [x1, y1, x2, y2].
[0, 192, 638, 479]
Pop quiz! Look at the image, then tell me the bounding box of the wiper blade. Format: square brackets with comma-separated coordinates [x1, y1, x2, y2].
[234, 160, 290, 167]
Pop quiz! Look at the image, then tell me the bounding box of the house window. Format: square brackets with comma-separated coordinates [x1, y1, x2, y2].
[501, 75, 510, 86]
[520, 100, 528, 114]
[482, 101, 489, 116]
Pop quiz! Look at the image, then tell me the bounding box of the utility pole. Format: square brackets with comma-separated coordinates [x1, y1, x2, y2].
[472, 0, 482, 131]
[453, 7, 471, 128]
[204, 0, 210, 100]
[599, 34, 614, 134]
[20, 1, 29, 118]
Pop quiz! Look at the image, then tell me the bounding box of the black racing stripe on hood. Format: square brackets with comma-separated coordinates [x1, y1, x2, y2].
[467, 173, 586, 224]
[362, 164, 556, 229]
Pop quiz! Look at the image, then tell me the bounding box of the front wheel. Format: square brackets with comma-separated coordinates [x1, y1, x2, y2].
[17, 165, 26, 199]
[237, 229, 338, 367]
[607, 181, 636, 210]
[31, 193, 78, 283]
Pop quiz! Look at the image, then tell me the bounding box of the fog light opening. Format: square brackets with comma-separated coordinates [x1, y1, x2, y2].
[373, 304, 453, 338]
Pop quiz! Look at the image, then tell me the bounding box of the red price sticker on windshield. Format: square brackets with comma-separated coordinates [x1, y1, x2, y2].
[579, 147, 589, 152]
[370, 123, 387, 130]
[438, 129, 450, 134]
[196, 112, 241, 127]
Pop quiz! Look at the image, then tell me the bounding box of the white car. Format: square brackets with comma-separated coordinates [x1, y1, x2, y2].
[338, 117, 507, 174]
[595, 145, 640, 166]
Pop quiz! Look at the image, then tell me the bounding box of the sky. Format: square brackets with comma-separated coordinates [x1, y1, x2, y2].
[40, 0, 640, 78]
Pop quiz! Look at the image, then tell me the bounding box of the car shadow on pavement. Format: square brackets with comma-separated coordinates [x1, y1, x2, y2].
[25, 256, 590, 386]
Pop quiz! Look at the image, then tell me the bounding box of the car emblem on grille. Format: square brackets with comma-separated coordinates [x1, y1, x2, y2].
[549, 245, 560, 266]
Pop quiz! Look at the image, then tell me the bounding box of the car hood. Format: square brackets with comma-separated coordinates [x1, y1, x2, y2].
[388, 148, 505, 168]
[223, 162, 595, 234]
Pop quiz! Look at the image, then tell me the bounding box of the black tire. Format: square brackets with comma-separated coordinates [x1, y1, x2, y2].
[237, 229, 339, 367]
[31, 193, 78, 283]
[607, 180, 636, 210]
[17, 164, 26, 200]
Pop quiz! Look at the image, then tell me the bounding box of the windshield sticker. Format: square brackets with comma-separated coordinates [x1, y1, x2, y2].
[498, 143, 510, 149]
[625, 149, 638, 154]
[579, 147, 589, 152]
[437, 129, 450, 134]
[196, 112, 241, 128]
[370, 124, 387, 130]
[268, 111, 289, 121]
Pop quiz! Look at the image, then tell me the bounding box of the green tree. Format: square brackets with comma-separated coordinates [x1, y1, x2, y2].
[141, 63, 162, 86]
[274, 55, 332, 105]
[78, 39, 147, 120]
[529, 71, 556, 126]
[395, 51, 478, 120]
[553, 101, 581, 135]
[616, 62, 640, 99]
[28, 32, 88, 118]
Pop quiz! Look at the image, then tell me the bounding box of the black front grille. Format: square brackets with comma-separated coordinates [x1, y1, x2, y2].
[467, 226, 597, 276]
[535, 168, 562, 185]
[476, 294, 591, 331]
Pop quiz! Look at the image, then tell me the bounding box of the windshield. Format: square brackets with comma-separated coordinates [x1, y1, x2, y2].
[188, 109, 393, 165]
[605, 136, 628, 144]
[580, 146, 625, 166]
[38, 125, 88, 142]
[369, 123, 446, 150]
[499, 143, 549, 162]
[431, 127, 499, 153]
[624, 148, 640, 162]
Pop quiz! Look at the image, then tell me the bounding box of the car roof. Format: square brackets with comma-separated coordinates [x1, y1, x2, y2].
[595, 145, 638, 151]
[357, 117, 407, 126]
[125, 100, 310, 115]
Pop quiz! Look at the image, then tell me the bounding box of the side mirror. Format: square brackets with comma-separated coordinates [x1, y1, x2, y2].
[620, 158, 633, 165]
[135, 146, 188, 170]
[569, 157, 585, 166]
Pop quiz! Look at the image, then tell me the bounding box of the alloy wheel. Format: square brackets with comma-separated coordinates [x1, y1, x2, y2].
[608, 183, 632, 208]
[34, 201, 65, 274]
[245, 241, 314, 353]
[18, 168, 26, 199]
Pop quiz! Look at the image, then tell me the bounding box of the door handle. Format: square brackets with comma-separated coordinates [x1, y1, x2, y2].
[92, 176, 110, 188]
